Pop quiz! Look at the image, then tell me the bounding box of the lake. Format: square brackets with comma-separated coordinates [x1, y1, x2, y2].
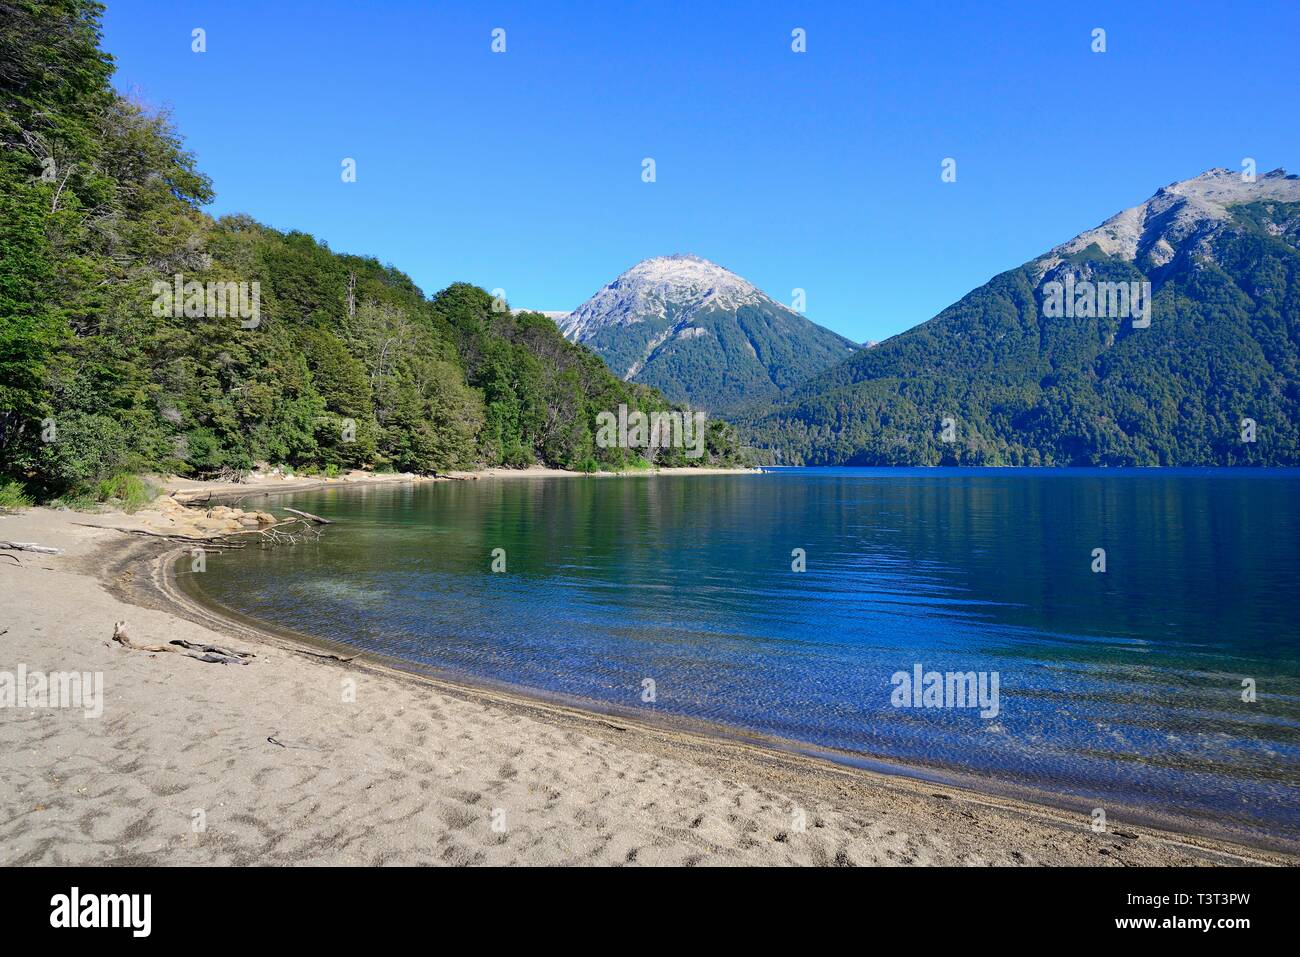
[181, 468, 1300, 844]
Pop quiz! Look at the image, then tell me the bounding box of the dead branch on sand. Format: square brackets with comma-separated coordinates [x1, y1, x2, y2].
[111, 620, 174, 653]
[0, 540, 61, 554]
[171, 638, 255, 659]
[74, 517, 323, 548]
[266, 731, 313, 750]
[111, 621, 254, 665]
[292, 648, 360, 663]
[73, 523, 237, 547]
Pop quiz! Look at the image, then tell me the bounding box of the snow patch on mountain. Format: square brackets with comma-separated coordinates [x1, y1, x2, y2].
[1038, 167, 1300, 274]
[559, 254, 772, 342]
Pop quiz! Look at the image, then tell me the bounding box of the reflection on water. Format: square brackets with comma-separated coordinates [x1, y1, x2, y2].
[183, 468, 1300, 840]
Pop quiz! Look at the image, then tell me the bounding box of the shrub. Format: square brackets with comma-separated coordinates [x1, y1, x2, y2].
[0, 479, 34, 510]
[94, 474, 158, 513]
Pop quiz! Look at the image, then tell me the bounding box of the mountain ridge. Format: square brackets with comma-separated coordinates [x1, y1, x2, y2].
[1040, 167, 1300, 275]
[740, 167, 1300, 466]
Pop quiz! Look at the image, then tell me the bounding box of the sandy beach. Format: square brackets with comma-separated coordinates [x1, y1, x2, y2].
[164, 465, 763, 505]
[0, 476, 1294, 866]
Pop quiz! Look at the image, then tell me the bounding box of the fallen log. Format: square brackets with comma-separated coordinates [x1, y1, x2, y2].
[112, 622, 251, 665]
[73, 523, 244, 546]
[190, 651, 250, 665]
[283, 507, 332, 524]
[74, 518, 317, 547]
[111, 621, 173, 653]
[170, 639, 255, 660]
[0, 540, 61, 554]
[292, 647, 359, 663]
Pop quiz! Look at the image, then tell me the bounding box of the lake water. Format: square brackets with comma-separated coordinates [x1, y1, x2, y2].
[182, 468, 1300, 844]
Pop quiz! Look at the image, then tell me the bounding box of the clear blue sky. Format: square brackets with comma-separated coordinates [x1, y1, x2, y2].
[102, 0, 1298, 344]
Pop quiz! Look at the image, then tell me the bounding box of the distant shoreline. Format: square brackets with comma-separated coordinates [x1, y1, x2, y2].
[162, 463, 1300, 513]
[165, 464, 763, 505]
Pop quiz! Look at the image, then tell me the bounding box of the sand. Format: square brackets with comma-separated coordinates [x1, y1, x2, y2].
[0, 482, 1294, 866]
[163, 464, 763, 505]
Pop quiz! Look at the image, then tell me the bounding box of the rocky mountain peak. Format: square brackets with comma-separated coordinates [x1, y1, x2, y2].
[559, 255, 769, 342]
[1040, 167, 1300, 272]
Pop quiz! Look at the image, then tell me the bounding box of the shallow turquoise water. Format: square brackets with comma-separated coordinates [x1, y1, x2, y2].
[184, 468, 1300, 841]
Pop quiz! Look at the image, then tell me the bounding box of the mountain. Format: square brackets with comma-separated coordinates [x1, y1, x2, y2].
[0, 2, 745, 501]
[558, 255, 859, 413]
[515, 309, 571, 324]
[741, 168, 1300, 466]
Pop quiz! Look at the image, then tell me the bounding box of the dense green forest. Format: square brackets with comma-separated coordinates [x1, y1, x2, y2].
[0, 1, 742, 504]
[739, 202, 1300, 466]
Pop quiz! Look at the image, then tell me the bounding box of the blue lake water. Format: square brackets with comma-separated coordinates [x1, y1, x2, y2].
[182, 468, 1300, 843]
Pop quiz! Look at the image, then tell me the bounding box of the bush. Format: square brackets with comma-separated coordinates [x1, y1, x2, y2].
[94, 474, 158, 513]
[0, 480, 34, 510]
[35, 411, 130, 494]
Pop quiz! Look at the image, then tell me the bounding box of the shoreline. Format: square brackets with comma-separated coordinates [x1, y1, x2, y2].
[165, 464, 764, 505]
[161, 535, 1300, 859]
[2, 492, 1296, 865]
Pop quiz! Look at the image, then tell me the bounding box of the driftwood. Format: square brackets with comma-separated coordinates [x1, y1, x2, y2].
[111, 621, 172, 653]
[74, 517, 322, 548]
[188, 652, 250, 665]
[256, 521, 324, 546]
[292, 648, 359, 663]
[283, 507, 331, 525]
[0, 540, 61, 554]
[170, 639, 255, 660]
[73, 523, 237, 547]
[111, 622, 252, 665]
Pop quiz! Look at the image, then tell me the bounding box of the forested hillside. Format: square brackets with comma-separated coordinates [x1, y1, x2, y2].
[0, 1, 742, 503]
[740, 174, 1300, 466]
